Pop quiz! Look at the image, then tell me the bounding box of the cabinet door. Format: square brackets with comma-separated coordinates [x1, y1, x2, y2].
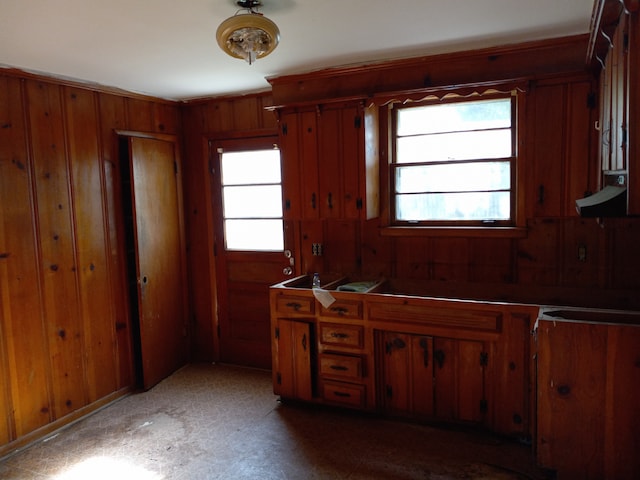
[380, 332, 434, 417]
[279, 109, 319, 220]
[279, 111, 302, 220]
[318, 105, 362, 219]
[299, 111, 320, 219]
[274, 319, 314, 401]
[433, 338, 486, 423]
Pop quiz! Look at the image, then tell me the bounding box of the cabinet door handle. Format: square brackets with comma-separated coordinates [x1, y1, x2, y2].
[330, 306, 348, 316]
[330, 365, 348, 371]
[419, 338, 429, 367]
[301, 333, 307, 351]
[434, 349, 445, 369]
[311, 192, 316, 209]
[286, 302, 302, 311]
[333, 391, 351, 398]
[330, 332, 349, 339]
[327, 192, 333, 209]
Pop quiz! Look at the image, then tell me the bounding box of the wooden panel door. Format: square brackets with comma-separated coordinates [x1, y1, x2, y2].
[273, 319, 313, 401]
[379, 332, 434, 417]
[127, 135, 188, 390]
[433, 338, 486, 423]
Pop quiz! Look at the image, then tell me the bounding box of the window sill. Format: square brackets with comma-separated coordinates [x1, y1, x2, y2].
[380, 226, 528, 238]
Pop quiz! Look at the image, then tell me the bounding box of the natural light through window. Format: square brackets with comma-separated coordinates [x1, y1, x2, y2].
[221, 148, 284, 251]
[393, 96, 515, 224]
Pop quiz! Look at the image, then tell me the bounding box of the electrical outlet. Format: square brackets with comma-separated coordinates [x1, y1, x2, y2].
[578, 245, 587, 262]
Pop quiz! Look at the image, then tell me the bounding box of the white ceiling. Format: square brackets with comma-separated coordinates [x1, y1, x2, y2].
[0, 0, 596, 101]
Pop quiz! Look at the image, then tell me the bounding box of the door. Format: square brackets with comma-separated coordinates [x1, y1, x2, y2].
[123, 134, 188, 390]
[211, 137, 295, 369]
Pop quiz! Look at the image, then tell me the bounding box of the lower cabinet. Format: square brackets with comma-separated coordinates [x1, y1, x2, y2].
[272, 318, 315, 401]
[317, 321, 369, 409]
[270, 285, 535, 441]
[377, 332, 489, 424]
[536, 319, 640, 479]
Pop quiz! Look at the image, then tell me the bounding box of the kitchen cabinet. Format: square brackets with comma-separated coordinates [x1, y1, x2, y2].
[592, 2, 639, 214]
[270, 291, 316, 401]
[270, 276, 535, 439]
[317, 297, 371, 409]
[536, 310, 640, 479]
[277, 101, 379, 220]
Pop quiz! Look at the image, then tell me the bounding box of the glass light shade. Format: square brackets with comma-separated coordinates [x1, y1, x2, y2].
[216, 13, 280, 64]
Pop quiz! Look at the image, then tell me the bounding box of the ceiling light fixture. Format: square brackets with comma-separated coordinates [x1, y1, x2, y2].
[216, 0, 280, 65]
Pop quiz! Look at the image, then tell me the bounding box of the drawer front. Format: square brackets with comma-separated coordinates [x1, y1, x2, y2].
[322, 381, 365, 408]
[319, 323, 364, 349]
[276, 295, 314, 315]
[320, 300, 363, 320]
[368, 302, 501, 332]
[319, 353, 363, 380]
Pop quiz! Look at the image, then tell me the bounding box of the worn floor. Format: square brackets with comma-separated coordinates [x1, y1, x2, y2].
[0, 364, 552, 479]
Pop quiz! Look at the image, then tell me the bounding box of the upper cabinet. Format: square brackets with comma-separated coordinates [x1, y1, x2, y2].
[277, 101, 379, 221]
[589, 0, 640, 214]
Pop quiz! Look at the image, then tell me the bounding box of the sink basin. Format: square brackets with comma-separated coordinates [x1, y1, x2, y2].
[539, 307, 640, 326]
[277, 275, 384, 293]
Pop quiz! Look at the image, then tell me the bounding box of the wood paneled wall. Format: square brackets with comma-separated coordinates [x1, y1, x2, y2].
[181, 38, 640, 359]
[0, 72, 180, 454]
[180, 93, 277, 362]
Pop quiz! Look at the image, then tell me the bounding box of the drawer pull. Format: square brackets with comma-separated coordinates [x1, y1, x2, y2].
[285, 302, 302, 311]
[331, 332, 349, 339]
[333, 391, 351, 398]
[329, 365, 348, 371]
[330, 307, 348, 316]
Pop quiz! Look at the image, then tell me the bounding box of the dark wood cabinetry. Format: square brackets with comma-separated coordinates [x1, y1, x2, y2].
[277, 102, 379, 221]
[591, 1, 640, 214]
[270, 279, 535, 439]
[536, 316, 640, 479]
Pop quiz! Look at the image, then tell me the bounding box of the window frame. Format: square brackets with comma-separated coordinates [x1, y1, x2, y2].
[389, 92, 518, 229]
[213, 135, 285, 252]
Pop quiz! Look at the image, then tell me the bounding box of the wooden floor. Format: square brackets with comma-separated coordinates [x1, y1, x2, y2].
[0, 364, 552, 479]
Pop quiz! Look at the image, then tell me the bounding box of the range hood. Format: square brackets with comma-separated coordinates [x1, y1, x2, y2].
[575, 185, 627, 217]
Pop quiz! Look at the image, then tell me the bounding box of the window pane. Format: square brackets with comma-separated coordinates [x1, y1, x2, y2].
[224, 219, 284, 251]
[397, 98, 511, 136]
[221, 149, 281, 185]
[395, 162, 511, 194]
[223, 185, 283, 218]
[396, 129, 512, 163]
[396, 191, 511, 221]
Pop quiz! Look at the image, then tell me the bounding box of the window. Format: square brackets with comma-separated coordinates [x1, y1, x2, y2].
[392, 95, 516, 226]
[220, 147, 284, 251]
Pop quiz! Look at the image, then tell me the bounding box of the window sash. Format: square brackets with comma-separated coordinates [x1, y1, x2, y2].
[391, 95, 516, 225]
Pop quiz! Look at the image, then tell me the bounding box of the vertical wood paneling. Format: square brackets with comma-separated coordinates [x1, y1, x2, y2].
[97, 93, 134, 388]
[516, 218, 560, 286]
[394, 237, 430, 279]
[26, 80, 88, 419]
[469, 238, 514, 283]
[431, 238, 469, 282]
[126, 97, 154, 132]
[64, 86, 118, 402]
[0, 77, 52, 437]
[564, 81, 594, 216]
[530, 84, 565, 217]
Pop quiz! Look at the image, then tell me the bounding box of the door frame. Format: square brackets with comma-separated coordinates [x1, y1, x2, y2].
[116, 130, 189, 389]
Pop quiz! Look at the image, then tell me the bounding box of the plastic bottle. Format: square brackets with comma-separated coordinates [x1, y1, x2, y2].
[312, 272, 321, 288]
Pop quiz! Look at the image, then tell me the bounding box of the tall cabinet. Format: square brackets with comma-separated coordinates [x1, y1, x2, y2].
[590, 0, 640, 214]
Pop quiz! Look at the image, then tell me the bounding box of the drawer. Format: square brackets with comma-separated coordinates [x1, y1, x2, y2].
[276, 295, 314, 315]
[319, 353, 363, 380]
[368, 301, 502, 332]
[320, 299, 363, 320]
[322, 381, 365, 408]
[319, 323, 364, 349]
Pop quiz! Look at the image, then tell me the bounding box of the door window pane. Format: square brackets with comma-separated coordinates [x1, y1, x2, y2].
[221, 148, 284, 251]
